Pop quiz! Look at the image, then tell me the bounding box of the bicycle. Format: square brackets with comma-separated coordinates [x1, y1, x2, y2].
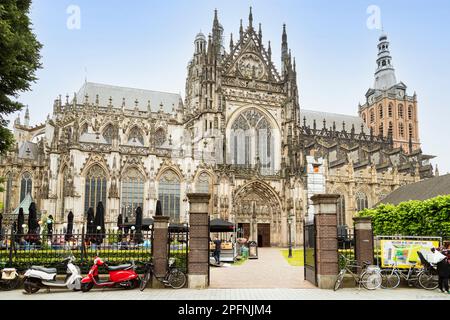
[380, 255, 439, 290]
[139, 257, 187, 290]
[334, 255, 382, 291]
[380, 260, 421, 289]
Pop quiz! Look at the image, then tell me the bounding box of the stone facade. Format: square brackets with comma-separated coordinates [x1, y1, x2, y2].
[0, 9, 435, 247]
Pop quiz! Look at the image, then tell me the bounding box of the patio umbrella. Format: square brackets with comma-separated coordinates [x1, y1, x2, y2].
[47, 215, 54, 239]
[27, 202, 39, 244]
[94, 202, 105, 245]
[124, 217, 129, 237]
[17, 208, 24, 235]
[65, 212, 74, 241]
[117, 213, 123, 240]
[155, 200, 162, 216]
[134, 207, 143, 244]
[86, 208, 95, 242]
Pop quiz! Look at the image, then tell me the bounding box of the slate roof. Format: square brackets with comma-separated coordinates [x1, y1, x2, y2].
[300, 109, 369, 134]
[76, 82, 182, 114]
[378, 174, 450, 206]
[12, 193, 34, 215]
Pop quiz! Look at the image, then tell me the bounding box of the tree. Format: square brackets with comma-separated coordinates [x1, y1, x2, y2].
[0, 0, 42, 153]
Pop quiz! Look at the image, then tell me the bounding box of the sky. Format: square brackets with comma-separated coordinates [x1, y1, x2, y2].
[9, 0, 450, 173]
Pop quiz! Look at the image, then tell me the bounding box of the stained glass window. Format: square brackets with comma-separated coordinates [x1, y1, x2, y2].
[356, 191, 369, 212]
[20, 172, 32, 202]
[84, 165, 107, 214]
[158, 171, 180, 222]
[121, 168, 145, 219]
[128, 127, 144, 145]
[103, 124, 114, 144]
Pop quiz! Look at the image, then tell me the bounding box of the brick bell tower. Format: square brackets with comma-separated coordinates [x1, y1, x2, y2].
[359, 33, 420, 153]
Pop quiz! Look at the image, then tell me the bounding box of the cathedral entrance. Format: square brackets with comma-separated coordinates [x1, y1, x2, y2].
[232, 180, 282, 246]
[257, 223, 271, 247]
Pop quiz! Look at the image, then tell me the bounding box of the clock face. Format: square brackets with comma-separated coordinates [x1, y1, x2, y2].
[238, 53, 265, 80]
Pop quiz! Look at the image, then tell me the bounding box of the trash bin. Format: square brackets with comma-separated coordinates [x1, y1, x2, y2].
[248, 241, 258, 259]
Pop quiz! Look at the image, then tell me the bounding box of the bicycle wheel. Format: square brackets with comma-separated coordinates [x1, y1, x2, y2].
[418, 269, 439, 290]
[168, 269, 187, 289]
[361, 271, 382, 290]
[380, 270, 400, 289]
[140, 271, 151, 291]
[334, 269, 346, 291]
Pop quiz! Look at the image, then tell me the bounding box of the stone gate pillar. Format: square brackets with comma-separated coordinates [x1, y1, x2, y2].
[152, 214, 170, 287]
[311, 194, 339, 289]
[353, 216, 374, 271]
[187, 193, 210, 289]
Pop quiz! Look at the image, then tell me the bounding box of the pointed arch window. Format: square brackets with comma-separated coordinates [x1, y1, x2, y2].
[196, 172, 211, 193]
[20, 172, 32, 202]
[388, 122, 393, 137]
[84, 165, 107, 214]
[379, 123, 384, 137]
[121, 168, 145, 219]
[128, 127, 144, 145]
[3, 173, 12, 213]
[102, 124, 115, 144]
[230, 108, 275, 175]
[378, 105, 383, 119]
[399, 123, 404, 137]
[409, 124, 414, 139]
[370, 110, 375, 123]
[356, 191, 369, 212]
[408, 105, 413, 120]
[398, 104, 404, 119]
[81, 123, 89, 135]
[388, 104, 393, 118]
[158, 171, 181, 222]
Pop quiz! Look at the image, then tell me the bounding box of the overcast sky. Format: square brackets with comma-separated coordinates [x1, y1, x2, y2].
[9, 0, 450, 173]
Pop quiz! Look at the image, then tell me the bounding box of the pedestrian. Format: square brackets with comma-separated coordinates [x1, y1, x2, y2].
[435, 247, 450, 293]
[213, 236, 222, 265]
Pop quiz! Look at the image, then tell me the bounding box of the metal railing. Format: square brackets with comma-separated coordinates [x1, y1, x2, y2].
[168, 228, 189, 273]
[0, 228, 156, 274]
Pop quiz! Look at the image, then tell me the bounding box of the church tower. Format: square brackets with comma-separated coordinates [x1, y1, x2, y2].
[359, 33, 420, 153]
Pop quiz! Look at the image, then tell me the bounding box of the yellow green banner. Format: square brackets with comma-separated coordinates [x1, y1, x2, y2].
[380, 239, 440, 268]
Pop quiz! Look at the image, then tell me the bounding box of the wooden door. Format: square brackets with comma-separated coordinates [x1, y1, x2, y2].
[257, 223, 271, 247]
[238, 223, 251, 240]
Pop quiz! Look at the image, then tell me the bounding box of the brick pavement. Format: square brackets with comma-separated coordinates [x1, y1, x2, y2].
[209, 248, 315, 289]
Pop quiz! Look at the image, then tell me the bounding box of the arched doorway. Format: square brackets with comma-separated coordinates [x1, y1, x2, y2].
[233, 180, 282, 247]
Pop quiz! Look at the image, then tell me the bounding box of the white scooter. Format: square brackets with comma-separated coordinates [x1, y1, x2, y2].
[23, 255, 82, 294]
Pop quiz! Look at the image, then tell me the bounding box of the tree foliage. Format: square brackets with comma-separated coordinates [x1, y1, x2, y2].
[359, 195, 450, 237]
[0, 0, 42, 153]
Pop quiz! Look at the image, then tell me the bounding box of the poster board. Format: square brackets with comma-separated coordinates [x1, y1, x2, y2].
[380, 239, 440, 268]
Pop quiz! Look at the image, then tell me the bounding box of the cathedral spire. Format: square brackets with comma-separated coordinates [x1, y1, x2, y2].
[282, 24, 289, 68]
[258, 23, 262, 44]
[24, 105, 30, 127]
[230, 33, 234, 52]
[248, 6, 253, 29]
[239, 19, 244, 39]
[374, 32, 397, 90]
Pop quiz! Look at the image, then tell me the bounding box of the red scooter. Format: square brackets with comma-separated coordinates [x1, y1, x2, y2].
[81, 257, 140, 292]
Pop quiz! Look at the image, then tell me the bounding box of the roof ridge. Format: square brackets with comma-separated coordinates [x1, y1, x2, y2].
[83, 82, 180, 97]
[301, 108, 361, 119]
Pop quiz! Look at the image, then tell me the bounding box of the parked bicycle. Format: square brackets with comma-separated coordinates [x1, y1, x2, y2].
[380, 260, 421, 289]
[139, 257, 187, 290]
[380, 252, 439, 290]
[334, 254, 382, 291]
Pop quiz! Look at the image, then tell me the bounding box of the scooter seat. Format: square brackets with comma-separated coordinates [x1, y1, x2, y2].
[107, 264, 132, 271]
[31, 266, 57, 274]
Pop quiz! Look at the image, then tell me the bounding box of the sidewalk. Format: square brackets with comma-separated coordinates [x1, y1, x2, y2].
[210, 248, 314, 288]
[0, 287, 449, 300]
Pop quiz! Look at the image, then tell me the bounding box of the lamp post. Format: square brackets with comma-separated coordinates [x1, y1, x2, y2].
[288, 216, 293, 258]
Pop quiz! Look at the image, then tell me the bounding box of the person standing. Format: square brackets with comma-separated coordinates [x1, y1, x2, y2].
[435, 247, 450, 293]
[213, 237, 222, 265]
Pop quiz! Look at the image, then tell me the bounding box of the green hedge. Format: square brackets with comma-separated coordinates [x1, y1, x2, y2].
[358, 195, 450, 237]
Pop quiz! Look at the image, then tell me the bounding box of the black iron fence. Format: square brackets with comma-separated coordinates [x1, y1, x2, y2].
[337, 226, 355, 270]
[0, 228, 156, 274]
[168, 228, 189, 273]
